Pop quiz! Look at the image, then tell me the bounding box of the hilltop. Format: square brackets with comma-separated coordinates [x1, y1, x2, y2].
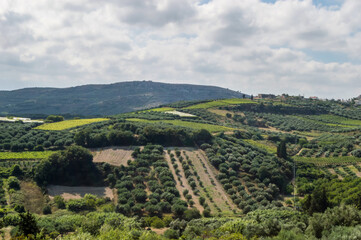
[0, 81, 247, 116]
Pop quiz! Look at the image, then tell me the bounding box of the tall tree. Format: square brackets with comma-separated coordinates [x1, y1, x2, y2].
[277, 141, 287, 159]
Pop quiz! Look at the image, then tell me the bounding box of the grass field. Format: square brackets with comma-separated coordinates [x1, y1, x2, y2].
[184, 98, 256, 109]
[126, 118, 234, 132]
[35, 118, 109, 130]
[244, 139, 277, 154]
[313, 114, 361, 126]
[294, 156, 361, 165]
[0, 151, 55, 160]
[142, 107, 175, 112]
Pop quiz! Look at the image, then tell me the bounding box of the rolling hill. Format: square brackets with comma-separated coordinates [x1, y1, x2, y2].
[0, 81, 247, 116]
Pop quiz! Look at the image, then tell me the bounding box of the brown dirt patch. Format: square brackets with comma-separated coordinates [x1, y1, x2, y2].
[48, 185, 114, 200]
[92, 146, 136, 166]
[150, 228, 168, 235]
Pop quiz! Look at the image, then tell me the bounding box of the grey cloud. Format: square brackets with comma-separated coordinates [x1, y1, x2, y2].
[212, 8, 255, 46]
[0, 12, 35, 48]
[118, 0, 196, 27]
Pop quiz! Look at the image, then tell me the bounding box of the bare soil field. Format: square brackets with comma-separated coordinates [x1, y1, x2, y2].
[92, 146, 136, 166]
[48, 185, 114, 200]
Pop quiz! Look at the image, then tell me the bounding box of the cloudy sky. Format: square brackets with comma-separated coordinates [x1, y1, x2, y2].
[1, 0, 360, 98]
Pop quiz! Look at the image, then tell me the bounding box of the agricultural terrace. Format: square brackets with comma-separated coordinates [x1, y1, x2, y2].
[308, 114, 361, 126]
[244, 139, 277, 154]
[184, 98, 256, 109]
[0, 151, 55, 160]
[294, 156, 361, 166]
[35, 118, 109, 130]
[142, 107, 175, 112]
[125, 118, 234, 132]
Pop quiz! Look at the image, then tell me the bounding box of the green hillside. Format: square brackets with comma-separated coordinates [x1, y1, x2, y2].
[0, 81, 247, 116]
[0, 95, 361, 239]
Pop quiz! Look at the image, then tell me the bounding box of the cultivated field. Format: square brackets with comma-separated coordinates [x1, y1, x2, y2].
[244, 139, 277, 154]
[294, 156, 361, 165]
[184, 98, 256, 109]
[92, 146, 135, 166]
[126, 118, 234, 132]
[166, 148, 237, 216]
[0, 151, 55, 160]
[34, 118, 109, 130]
[47, 185, 114, 200]
[143, 107, 175, 112]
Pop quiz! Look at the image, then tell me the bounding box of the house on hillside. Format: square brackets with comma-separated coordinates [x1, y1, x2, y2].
[309, 96, 318, 100]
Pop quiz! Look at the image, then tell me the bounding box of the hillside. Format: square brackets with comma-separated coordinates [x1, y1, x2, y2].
[0, 81, 247, 116]
[1, 96, 361, 239]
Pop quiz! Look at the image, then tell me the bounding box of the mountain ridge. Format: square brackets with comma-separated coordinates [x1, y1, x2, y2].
[0, 81, 248, 116]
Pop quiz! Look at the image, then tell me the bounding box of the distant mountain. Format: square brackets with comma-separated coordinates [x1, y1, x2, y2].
[0, 81, 247, 116]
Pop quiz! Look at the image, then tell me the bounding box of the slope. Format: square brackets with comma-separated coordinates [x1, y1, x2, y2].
[0, 81, 247, 116]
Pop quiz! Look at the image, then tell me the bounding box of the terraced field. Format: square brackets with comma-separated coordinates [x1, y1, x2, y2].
[126, 118, 234, 132]
[294, 156, 361, 166]
[35, 118, 109, 130]
[244, 139, 277, 154]
[184, 98, 256, 109]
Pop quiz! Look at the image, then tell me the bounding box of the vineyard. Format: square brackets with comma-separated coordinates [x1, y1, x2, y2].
[35, 118, 109, 130]
[294, 156, 361, 165]
[0, 151, 55, 160]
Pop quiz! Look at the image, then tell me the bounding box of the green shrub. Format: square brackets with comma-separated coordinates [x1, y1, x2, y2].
[151, 218, 165, 229]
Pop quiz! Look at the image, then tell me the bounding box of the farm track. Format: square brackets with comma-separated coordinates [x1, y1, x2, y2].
[164, 152, 187, 202]
[170, 151, 203, 212]
[190, 149, 237, 214]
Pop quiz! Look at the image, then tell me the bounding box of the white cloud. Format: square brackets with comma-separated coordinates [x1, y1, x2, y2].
[0, 0, 360, 99]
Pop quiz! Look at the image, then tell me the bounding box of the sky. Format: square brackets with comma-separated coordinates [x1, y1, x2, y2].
[0, 0, 360, 99]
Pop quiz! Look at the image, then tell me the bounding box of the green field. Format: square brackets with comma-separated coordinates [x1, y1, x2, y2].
[244, 139, 277, 154]
[294, 156, 361, 165]
[184, 98, 256, 109]
[141, 107, 175, 112]
[0, 151, 56, 160]
[34, 118, 109, 130]
[126, 118, 234, 132]
[313, 114, 361, 126]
